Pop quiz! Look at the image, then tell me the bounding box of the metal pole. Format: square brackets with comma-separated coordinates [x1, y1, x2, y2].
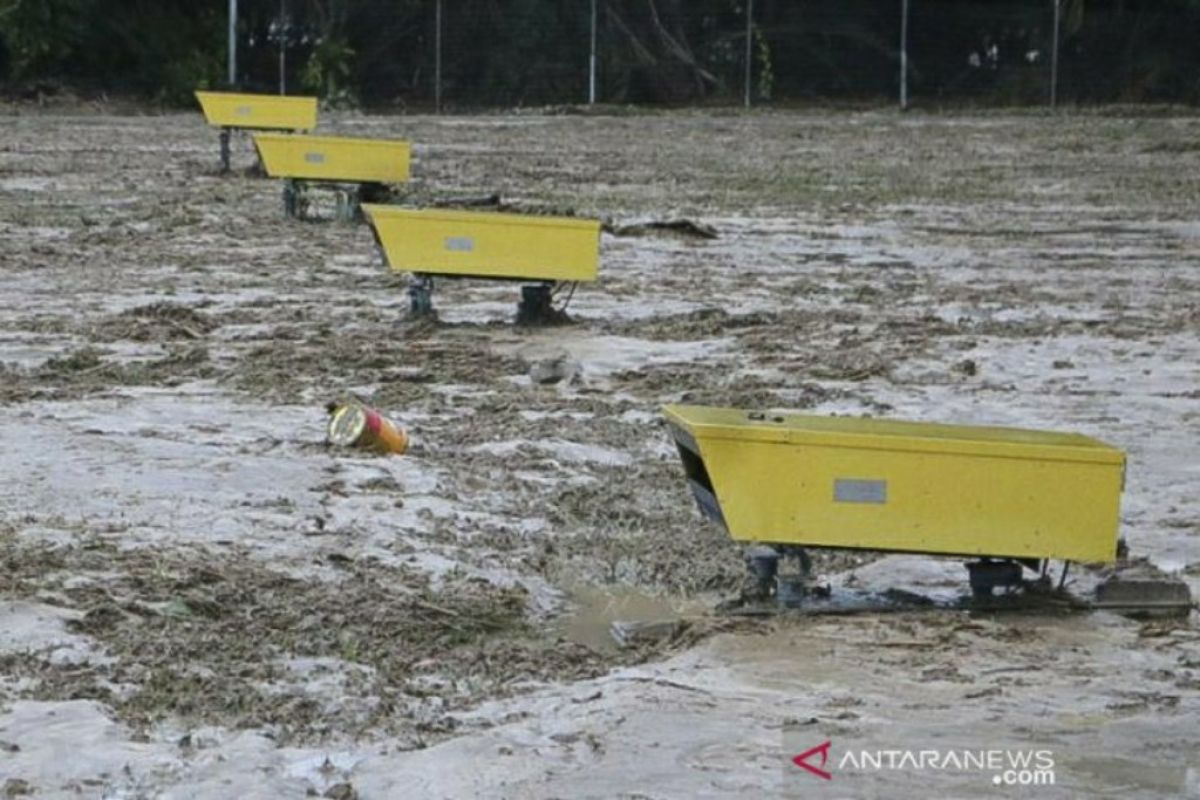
[278, 0, 287, 94]
[435, 0, 443, 113]
[227, 0, 237, 87]
[899, 0, 909, 110]
[588, 0, 598, 104]
[1050, 0, 1060, 109]
[744, 0, 754, 108]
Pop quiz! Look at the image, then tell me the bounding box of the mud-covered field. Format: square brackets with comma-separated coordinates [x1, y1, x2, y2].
[1, 106, 1198, 798]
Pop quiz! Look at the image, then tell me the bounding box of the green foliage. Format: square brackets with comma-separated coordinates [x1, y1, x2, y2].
[1064, 0, 1086, 36]
[0, 0, 223, 99]
[159, 48, 223, 103]
[301, 35, 356, 106]
[0, 0, 90, 78]
[473, 0, 569, 105]
[754, 24, 773, 101]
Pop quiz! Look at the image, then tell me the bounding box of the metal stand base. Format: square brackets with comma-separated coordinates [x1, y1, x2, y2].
[285, 182, 381, 223]
[283, 179, 310, 219]
[334, 190, 358, 223]
[409, 275, 435, 316]
[745, 545, 780, 601]
[741, 545, 816, 607]
[966, 559, 1025, 598]
[219, 128, 232, 173]
[719, 544, 1196, 618]
[516, 282, 561, 325]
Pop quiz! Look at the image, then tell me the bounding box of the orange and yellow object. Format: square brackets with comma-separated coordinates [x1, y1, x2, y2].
[327, 403, 409, 455]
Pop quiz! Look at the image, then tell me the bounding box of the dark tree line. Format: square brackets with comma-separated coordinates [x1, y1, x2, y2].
[2, 0, 1199, 106]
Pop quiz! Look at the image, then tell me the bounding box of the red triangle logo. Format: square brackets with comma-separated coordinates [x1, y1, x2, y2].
[793, 740, 833, 781]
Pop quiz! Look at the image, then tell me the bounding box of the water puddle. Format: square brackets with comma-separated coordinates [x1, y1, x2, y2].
[558, 584, 707, 652]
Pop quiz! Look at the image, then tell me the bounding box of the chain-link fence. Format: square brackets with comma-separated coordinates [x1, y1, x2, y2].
[227, 1, 1200, 110]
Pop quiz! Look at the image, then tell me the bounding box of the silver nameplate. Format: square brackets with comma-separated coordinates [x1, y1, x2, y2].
[834, 479, 887, 504]
[445, 236, 475, 252]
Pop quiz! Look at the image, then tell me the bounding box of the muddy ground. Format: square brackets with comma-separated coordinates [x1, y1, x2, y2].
[0, 105, 1198, 798]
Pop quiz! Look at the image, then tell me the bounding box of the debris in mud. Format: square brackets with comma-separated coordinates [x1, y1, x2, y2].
[955, 359, 978, 377]
[388, 187, 578, 218]
[91, 302, 218, 343]
[232, 330, 528, 405]
[0, 344, 214, 404]
[3, 778, 33, 798]
[326, 401, 410, 455]
[605, 219, 719, 240]
[529, 354, 581, 385]
[603, 307, 776, 341]
[807, 349, 892, 382]
[430, 193, 503, 209]
[323, 783, 358, 800]
[544, 462, 747, 594]
[1094, 560, 1195, 618]
[36, 346, 106, 374]
[0, 534, 619, 744]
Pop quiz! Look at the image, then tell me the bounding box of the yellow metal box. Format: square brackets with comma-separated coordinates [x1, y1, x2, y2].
[663, 404, 1125, 563]
[362, 206, 601, 283]
[253, 133, 412, 184]
[194, 91, 318, 131]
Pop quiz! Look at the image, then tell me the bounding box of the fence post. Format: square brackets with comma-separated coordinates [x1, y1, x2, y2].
[228, 0, 238, 87]
[435, 0, 443, 113]
[1050, 0, 1060, 108]
[899, 0, 909, 110]
[589, 0, 598, 104]
[744, 0, 754, 108]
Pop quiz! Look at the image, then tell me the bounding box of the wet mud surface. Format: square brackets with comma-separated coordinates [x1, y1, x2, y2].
[1, 107, 1198, 797]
